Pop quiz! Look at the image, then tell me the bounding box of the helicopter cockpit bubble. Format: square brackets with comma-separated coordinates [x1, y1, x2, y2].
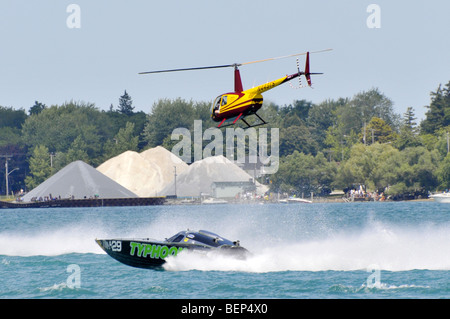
[211, 95, 223, 118]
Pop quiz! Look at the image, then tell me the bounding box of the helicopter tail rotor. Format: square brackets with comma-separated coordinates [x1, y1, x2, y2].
[290, 51, 324, 89]
[289, 58, 305, 89]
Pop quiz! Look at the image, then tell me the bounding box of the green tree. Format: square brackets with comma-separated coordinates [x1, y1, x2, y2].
[104, 109, 147, 149]
[0, 107, 29, 193]
[280, 124, 318, 156]
[0, 148, 28, 196]
[0, 127, 23, 147]
[279, 100, 313, 124]
[324, 124, 359, 162]
[403, 107, 418, 132]
[337, 143, 440, 196]
[52, 136, 91, 172]
[21, 101, 109, 161]
[350, 88, 399, 128]
[360, 117, 396, 145]
[29, 101, 46, 115]
[65, 136, 90, 164]
[142, 98, 196, 147]
[334, 143, 399, 191]
[0, 106, 27, 133]
[437, 154, 450, 189]
[117, 90, 135, 115]
[25, 145, 51, 190]
[256, 101, 282, 128]
[395, 107, 421, 150]
[421, 81, 450, 134]
[325, 89, 399, 161]
[384, 146, 440, 196]
[337, 88, 399, 135]
[193, 101, 213, 124]
[271, 151, 337, 195]
[103, 122, 139, 159]
[308, 98, 347, 149]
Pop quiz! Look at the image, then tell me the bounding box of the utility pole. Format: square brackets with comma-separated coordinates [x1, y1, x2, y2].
[50, 152, 55, 168]
[5, 159, 8, 196]
[4, 158, 19, 197]
[1, 155, 12, 196]
[363, 122, 366, 145]
[174, 166, 177, 198]
[447, 131, 449, 154]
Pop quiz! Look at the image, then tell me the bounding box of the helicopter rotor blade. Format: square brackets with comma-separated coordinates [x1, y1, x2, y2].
[139, 49, 332, 74]
[240, 48, 332, 66]
[139, 64, 237, 75]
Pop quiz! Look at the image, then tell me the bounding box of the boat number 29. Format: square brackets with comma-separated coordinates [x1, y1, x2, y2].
[108, 240, 122, 252]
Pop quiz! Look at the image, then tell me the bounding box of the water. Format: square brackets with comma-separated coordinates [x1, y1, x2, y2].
[0, 202, 449, 299]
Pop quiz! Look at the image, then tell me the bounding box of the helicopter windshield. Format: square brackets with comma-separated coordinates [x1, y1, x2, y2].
[221, 95, 227, 106]
[211, 95, 222, 115]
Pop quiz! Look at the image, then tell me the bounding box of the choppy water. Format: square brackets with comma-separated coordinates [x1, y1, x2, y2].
[0, 202, 449, 299]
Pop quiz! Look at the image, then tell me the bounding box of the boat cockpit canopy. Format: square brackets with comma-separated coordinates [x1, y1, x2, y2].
[166, 230, 237, 247]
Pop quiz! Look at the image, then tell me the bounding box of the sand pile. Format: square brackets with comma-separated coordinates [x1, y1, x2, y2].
[22, 160, 137, 202]
[97, 146, 188, 197]
[140, 146, 188, 186]
[160, 155, 268, 197]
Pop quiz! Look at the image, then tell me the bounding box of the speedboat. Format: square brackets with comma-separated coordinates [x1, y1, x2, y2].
[96, 230, 248, 269]
[286, 196, 312, 204]
[287, 197, 312, 204]
[201, 197, 228, 204]
[429, 192, 450, 203]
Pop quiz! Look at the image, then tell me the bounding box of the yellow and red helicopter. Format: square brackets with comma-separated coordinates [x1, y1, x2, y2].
[139, 49, 331, 128]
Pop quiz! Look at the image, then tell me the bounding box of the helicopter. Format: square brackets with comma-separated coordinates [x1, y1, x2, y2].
[139, 49, 331, 129]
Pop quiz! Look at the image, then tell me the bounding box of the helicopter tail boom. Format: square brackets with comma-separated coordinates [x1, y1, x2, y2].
[246, 51, 324, 94]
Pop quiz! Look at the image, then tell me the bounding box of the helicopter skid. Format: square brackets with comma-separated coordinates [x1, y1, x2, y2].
[217, 112, 267, 129]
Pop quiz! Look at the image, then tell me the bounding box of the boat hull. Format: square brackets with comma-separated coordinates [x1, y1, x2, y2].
[429, 194, 450, 203]
[96, 238, 247, 269]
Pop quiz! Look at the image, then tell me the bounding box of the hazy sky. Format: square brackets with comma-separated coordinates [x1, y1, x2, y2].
[1, 1, 449, 121]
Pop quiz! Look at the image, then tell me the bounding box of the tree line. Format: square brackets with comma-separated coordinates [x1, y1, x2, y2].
[1, 82, 449, 198]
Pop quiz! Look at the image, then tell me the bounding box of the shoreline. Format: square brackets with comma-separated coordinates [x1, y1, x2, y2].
[0, 196, 436, 209]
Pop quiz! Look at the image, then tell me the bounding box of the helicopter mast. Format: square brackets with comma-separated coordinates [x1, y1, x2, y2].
[234, 65, 243, 93]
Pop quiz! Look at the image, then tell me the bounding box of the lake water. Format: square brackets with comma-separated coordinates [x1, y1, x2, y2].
[0, 201, 448, 301]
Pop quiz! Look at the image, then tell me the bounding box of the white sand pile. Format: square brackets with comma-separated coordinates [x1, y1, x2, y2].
[97, 147, 188, 197]
[140, 146, 188, 186]
[98, 147, 269, 198]
[160, 155, 268, 197]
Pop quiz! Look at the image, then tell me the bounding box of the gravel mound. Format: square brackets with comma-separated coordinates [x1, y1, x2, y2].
[22, 160, 137, 201]
[160, 155, 268, 197]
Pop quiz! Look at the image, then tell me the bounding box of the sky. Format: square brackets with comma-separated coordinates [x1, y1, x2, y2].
[0, 1, 449, 121]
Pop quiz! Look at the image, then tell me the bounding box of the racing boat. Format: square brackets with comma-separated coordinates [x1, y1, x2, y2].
[96, 229, 248, 269]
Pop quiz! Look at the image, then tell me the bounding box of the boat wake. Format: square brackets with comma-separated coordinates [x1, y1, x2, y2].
[164, 222, 450, 272]
[0, 225, 106, 257]
[1, 205, 449, 272]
